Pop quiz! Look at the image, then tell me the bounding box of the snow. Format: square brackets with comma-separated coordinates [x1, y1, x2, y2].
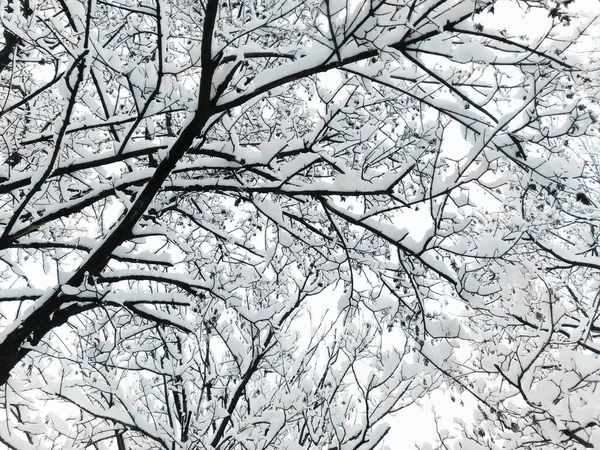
[1, 1, 599, 449]
[61, 285, 80, 295]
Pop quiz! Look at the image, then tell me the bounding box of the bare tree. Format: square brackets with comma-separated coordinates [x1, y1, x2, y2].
[0, 0, 599, 447]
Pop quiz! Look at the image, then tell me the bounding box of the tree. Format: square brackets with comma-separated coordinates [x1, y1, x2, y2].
[0, 0, 599, 447]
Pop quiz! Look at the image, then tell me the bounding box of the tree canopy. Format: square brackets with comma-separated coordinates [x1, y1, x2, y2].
[0, 0, 599, 448]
